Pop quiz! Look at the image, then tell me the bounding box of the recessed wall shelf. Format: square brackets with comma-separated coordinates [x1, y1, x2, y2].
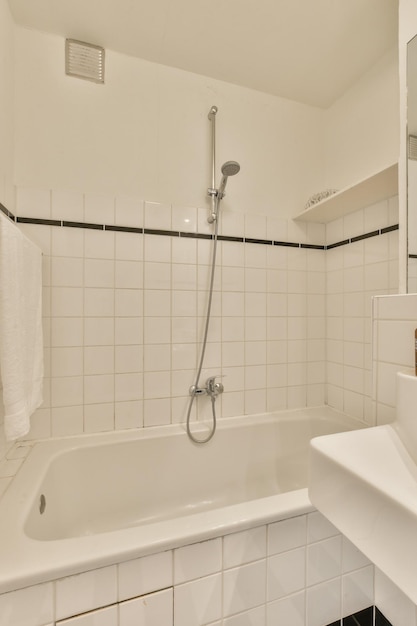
[293, 162, 398, 224]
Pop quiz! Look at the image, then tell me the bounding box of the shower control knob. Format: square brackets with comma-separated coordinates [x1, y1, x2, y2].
[206, 376, 224, 397]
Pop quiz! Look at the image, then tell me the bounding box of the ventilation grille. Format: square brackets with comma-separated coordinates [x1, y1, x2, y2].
[409, 134, 417, 161]
[65, 39, 105, 83]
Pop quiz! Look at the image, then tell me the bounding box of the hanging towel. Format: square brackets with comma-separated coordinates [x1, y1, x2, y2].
[0, 212, 43, 440]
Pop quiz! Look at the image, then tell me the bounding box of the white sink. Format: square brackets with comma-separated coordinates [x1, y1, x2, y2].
[309, 371, 417, 604]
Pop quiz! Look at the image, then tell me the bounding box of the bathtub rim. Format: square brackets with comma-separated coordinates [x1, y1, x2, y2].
[0, 406, 364, 594]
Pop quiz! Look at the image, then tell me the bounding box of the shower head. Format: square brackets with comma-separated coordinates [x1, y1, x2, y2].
[217, 160, 240, 198]
[221, 160, 240, 177]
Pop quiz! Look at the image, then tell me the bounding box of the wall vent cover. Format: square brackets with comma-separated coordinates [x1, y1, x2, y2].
[409, 134, 417, 161]
[65, 39, 105, 83]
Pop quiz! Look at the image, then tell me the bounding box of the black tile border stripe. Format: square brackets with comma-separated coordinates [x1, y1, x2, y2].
[63, 220, 104, 230]
[409, 254, 417, 259]
[104, 225, 143, 233]
[2, 208, 399, 252]
[274, 240, 300, 248]
[351, 229, 380, 243]
[245, 237, 273, 246]
[0, 202, 15, 220]
[16, 216, 62, 227]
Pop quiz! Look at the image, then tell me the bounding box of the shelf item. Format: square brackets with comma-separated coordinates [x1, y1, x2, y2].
[294, 162, 398, 223]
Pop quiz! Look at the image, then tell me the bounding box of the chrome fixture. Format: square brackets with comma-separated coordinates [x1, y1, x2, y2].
[186, 106, 240, 444]
[208, 160, 241, 223]
[189, 375, 224, 398]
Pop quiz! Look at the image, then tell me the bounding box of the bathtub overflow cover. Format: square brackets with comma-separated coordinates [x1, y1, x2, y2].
[39, 494, 46, 515]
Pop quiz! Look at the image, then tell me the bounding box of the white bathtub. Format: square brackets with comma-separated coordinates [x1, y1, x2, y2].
[0, 407, 364, 593]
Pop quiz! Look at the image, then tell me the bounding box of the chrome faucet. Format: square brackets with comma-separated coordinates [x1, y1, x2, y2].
[189, 375, 224, 398]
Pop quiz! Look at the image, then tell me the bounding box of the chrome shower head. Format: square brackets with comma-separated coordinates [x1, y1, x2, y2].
[221, 160, 240, 177]
[218, 160, 240, 198]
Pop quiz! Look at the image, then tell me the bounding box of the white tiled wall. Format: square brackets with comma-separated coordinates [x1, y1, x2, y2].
[11, 187, 331, 442]
[8, 187, 399, 445]
[373, 292, 417, 425]
[325, 196, 399, 425]
[0, 511, 374, 626]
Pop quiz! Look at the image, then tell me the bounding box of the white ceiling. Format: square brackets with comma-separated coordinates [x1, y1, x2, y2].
[7, 0, 398, 108]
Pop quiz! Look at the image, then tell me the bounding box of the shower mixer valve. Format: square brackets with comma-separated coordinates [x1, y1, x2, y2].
[189, 375, 224, 398]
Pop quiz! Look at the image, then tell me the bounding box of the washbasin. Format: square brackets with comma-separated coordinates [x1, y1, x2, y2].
[309, 370, 417, 604]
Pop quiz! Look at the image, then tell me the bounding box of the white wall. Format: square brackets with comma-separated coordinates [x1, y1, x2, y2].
[324, 47, 399, 192]
[13, 27, 326, 220]
[0, 0, 15, 209]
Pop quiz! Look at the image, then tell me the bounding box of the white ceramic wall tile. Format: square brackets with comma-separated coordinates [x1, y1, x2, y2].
[174, 538, 222, 584]
[116, 289, 142, 317]
[115, 232, 143, 262]
[51, 376, 83, 407]
[57, 605, 118, 625]
[55, 566, 117, 621]
[377, 319, 416, 365]
[172, 237, 197, 265]
[174, 573, 222, 626]
[84, 194, 115, 225]
[267, 548, 305, 602]
[144, 201, 171, 230]
[115, 373, 143, 402]
[374, 293, 417, 320]
[268, 515, 307, 555]
[115, 196, 143, 228]
[85, 230, 115, 260]
[342, 565, 374, 618]
[266, 591, 305, 626]
[85, 318, 114, 346]
[119, 588, 173, 626]
[307, 511, 339, 543]
[85, 259, 114, 289]
[306, 578, 341, 626]
[84, 374, 115, 404]
[144, 262, 171, 290]
[172, 205, 197, 232]
[143, 398, 169, 426]
[51, 257, 83, 287]
[84, 346, 115, 375]
[85, 288, 114, 317]
[51, 405, 84, 437]
[0, 582, 53, 626]
[118, 551, 173, 601]
[307, 536, 342, 587]
[52, 189, 84, 222]
[51, 287, 83, 317]
[144, 235, 171, 263]
[223, 560, 266, 617]
[115, 400, 143, 430]
[52, 227, 84, 257]
[223, 527, 266, 569]
[223, 605, 266, 626]
[16, 187, 51, 218]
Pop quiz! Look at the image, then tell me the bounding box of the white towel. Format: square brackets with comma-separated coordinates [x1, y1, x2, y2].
[0, 212, 43, 440]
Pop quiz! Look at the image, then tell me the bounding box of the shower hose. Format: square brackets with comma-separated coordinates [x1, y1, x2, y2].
[186, 204, 220, 444]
